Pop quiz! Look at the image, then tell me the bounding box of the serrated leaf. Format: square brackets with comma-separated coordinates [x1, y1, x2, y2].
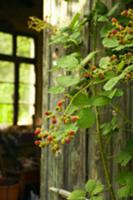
[48, 86, 65, 94]
[85, 179, 97, 194]
[77, 108, 95, 128]
[102, 37, 119, 48]
[92, 183, 104, 195]
[56, 75, 79, 87]
[99, 57, 110, 69]
[57, 54, 79, 70]
[91, 96, 110, 106]
[85, 179, 104, 196]
[68, 190, 86, 200]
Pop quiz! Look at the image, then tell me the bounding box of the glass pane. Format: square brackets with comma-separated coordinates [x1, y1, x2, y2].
[18, 104, 35, 125]
[0, 83, 14, 103]
[17, 36, 35, 58]
[0, 104, 13, 126]
[0, 32, 12, 55]
[19, 84, 35, 104]
[0, 61, 14, 82]
[19, 63, 35, 84]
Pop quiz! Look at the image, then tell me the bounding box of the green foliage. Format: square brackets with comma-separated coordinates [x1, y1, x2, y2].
[32, 3, 133, 200]
[68, 179, 104, 200]
[117, 172, 133, 198]
[56, 54, 79, 70]
[68, 190, 86, 200]
[77, 108, 95, 128]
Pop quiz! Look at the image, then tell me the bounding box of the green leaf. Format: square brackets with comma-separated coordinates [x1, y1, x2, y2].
[77, 108, 95, 128]
[103, 75, 123, 91]
[125, 65, 133, 72]
[99, 57, 110, 69]
[80, 51, 98, 67]
[95, 0, 108, 15]
[68, 190, 86, 200]
[48, 86, 65, 94]
[100, 24, 113, 38]
[117, 60, 125, 72]
[98, 15, 109, 22]
[90, 196, 103, 200]
[56, 75, 79, 87]
[72, 93, 90, 107]
[102, 88, 123, 99]
[102, 37, 119, 48]
[85, 179, 104, 196]
[69, 13, 80, 28]
[118, 186, 130, 198]
[91, 96, 110, 107]
[117, 171, 133, 197]
[57, 54, 79, 70]
[85, 179, 97, 194]
[117, 151, 132, 166]
[107, 2, 121, 17]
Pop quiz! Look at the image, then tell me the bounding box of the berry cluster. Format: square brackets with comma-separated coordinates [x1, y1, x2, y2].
[34, 99, 79, 154]
[108, 9, 133, 45]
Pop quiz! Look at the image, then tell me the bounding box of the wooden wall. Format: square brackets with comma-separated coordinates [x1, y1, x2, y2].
[41, 1, 133, 200]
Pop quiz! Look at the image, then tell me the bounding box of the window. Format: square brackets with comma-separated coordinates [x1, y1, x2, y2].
[0, 32, 36, 127]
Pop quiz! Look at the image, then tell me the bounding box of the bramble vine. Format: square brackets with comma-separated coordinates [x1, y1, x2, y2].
[29, 1, 133, 200]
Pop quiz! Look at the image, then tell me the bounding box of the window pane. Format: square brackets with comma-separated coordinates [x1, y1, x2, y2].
[17, 36, 35, 58]
[0, 32, 12, 55]
[19, 63, 35, 84]
[0, 104, 13, 126]
[19, 84, 35, 104]
[18, 104, 34, 125]
[0, 83, 14, 103]
[0, 61, 14, 82]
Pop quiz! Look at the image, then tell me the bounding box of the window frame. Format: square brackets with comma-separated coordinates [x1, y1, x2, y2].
[0, 30, 37, 126]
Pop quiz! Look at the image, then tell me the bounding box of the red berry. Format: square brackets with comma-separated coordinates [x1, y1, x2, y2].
[44, 111, 52, 116]
[91, 66, 97, 71]
[68, 130, 75, 136]
[71, 115, 79, 123]
[34, 128, 41, 135]
[118, 25, 124, 30]
[111, 29, 118, 35]
[65, 137, 71, 144]
[47, 135, 53, 142]
[57, 99, 64, 107]
[121, 10, 128, 16]
[34, 140, 41, 146]
[98, 73, 105, 80]
[82, 72, 92, 78]
[51, 117, 57, 124]
[111, 18, 117, 23]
